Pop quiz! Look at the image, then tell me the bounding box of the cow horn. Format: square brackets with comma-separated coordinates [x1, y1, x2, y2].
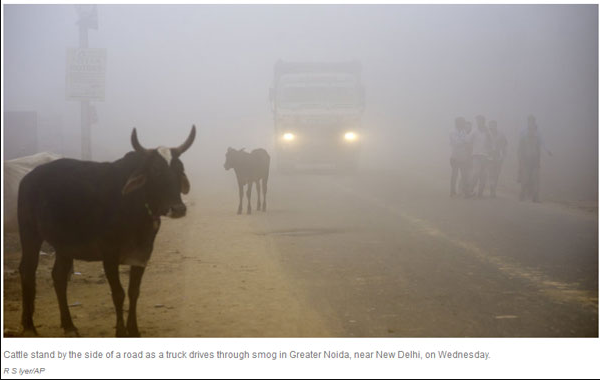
[131, 128, 149, 153]
[172, 125, 196, 157]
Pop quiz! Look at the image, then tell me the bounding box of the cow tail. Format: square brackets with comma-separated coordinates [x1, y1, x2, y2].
[264, 153, 271, 182]
[17, 175, 43, 332]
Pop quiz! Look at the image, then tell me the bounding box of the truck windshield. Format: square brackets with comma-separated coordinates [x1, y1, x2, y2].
[279, 86, 359, 107]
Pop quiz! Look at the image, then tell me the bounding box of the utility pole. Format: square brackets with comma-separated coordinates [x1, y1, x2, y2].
[74, 5, 99, 161]
[79, 22, 91, 160]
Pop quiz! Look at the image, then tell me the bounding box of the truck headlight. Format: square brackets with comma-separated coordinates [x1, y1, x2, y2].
[344, 132, 358, 142]
[283, 132, 295, 141]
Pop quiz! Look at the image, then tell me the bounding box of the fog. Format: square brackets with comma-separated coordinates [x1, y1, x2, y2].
[4, 5, 598, 201]
[3, 5, 599, 340]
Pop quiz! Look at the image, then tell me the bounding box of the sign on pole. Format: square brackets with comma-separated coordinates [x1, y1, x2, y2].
[66, 48, 106, 101]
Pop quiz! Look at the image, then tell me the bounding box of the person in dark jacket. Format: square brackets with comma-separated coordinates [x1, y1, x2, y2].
[518, 115, 551, 202]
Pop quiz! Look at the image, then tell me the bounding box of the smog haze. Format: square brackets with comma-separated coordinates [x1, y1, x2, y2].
[4, 5, 597, 200]
[3, 4, 598, 340]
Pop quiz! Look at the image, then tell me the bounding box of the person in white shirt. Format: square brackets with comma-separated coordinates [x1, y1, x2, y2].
[463, 120, 474, 197]
[470, 115, 492, 198]
[488, 120, 508, 198]
[449, 117, 469, 197]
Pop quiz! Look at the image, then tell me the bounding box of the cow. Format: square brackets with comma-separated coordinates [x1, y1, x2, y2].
[223, 148, 270, 215]
[17, 125, 196, 337]
[4, 152, 62, 232]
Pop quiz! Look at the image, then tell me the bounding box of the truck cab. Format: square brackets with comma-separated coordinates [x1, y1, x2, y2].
[270, 60, 365, 172]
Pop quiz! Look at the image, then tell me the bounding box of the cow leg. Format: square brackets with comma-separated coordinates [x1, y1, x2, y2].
[52, 255, 79, 336]
[246, 181, 252, 214]
[237, 183, 244, 215]
[126, 266, 145, 337]
[256, 180, 262, 211]
[103, 261, 127, 337]
[261, 178, 267, 212]
[18, 230, 42, 336]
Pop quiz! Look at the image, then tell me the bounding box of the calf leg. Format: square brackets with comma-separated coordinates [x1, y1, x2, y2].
[238, 183, 244, 215]
[256, 180, 262, 211]
[262, 178, 267, 212]
[103, 261, 127, 337]
[18, 231, 42, 336]
[52, 255, 78, 336]
[126, 266, 145, 337]
[246, 182, 252, 214]
[237, 183, 244, 215]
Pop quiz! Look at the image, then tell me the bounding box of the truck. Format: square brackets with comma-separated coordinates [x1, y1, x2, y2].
[269, 60, 365, 172]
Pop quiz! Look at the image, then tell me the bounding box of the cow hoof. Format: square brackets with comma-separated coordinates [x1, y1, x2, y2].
[21, 328, 38, 337]
[116, 327, 128, 337]
[128, 329, 141, 338]
[64, 328, 80, 337]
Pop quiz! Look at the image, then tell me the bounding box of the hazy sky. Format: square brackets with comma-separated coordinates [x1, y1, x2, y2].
[3, 4, 598, 199]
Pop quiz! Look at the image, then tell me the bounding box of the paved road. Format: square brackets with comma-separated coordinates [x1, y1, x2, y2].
[240, 168, 598, 337]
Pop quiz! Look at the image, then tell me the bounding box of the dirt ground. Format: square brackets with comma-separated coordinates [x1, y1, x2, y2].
[3, 186, 332, 337]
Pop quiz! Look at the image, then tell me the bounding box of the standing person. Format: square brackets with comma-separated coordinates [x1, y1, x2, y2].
[518, 115, 552, 202]
[463, 120, 474, 197]
[470, 115, 492, 198]
[449, 117, 469, 197]
[488, 120, 508, 198]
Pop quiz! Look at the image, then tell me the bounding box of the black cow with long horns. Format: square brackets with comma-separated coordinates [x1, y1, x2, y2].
[17, 125, 196, 337]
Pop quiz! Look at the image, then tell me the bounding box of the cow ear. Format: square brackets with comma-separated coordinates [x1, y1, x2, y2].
[180, 173, 190, 194]
[122, 174, 147, 195]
